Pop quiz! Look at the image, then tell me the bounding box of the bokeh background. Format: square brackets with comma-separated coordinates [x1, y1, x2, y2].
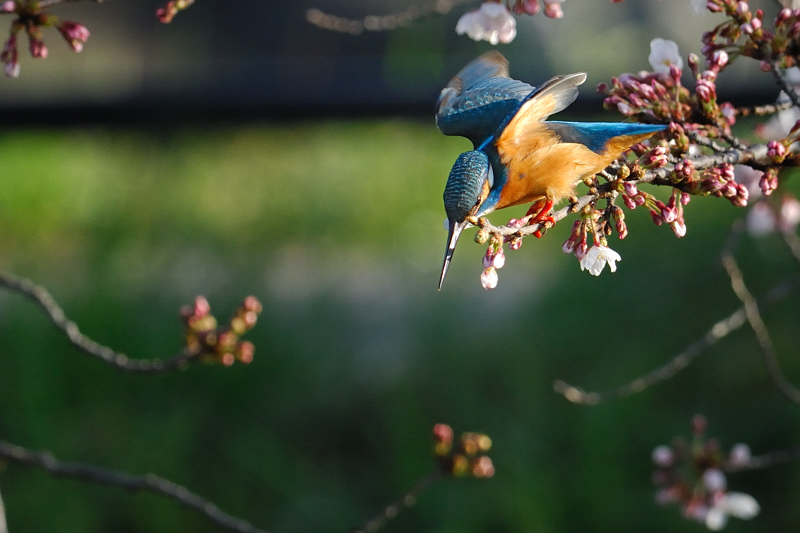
[1, 1, 800, 532]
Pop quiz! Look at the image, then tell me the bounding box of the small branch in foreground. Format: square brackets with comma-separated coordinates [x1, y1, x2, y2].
[553, 274, 800, 405]
[36, 0, 104, 7]
[0, 270, 201, 374]
[0, 484, 7, 533]
[352, 471, 441, 533]
[0, 439, 266, 533]
[721, 221, 800, 404]
[726, 445, 800, 472]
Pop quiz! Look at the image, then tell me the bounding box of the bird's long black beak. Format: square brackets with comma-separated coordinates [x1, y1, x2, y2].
[438, 219, 466, 291]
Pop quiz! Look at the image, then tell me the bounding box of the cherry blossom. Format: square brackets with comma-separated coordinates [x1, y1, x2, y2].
[579, 245, 621, 276]
[648, 38, 683, 75]
[455, 2, 517, 45]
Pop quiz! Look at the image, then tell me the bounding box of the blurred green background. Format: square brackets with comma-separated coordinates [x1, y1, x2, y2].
[0, 119, 799, 533]
[1, 0, 800, 532]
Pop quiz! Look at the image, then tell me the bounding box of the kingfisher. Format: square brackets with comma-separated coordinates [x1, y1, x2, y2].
[436, 51, 666, 290]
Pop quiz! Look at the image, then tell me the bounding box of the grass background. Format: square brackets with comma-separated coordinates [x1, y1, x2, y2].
[0, 120, 799, 532]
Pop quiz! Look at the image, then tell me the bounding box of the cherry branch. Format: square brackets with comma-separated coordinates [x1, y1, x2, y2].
[36, 0, 104, 7]
[721, 221, 800, 404]
[306, 0, 473, 35]
[726, 445, 800, 472]
[0, 439, 267, 533]
[553, 274, 800, 405]
[352, 471, 442, 533]
[0, 485, 7, 533]
[0, 270, 202, 374]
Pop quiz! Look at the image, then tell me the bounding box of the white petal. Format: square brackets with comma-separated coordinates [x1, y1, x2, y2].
[722, 492, 760, 519]
[649, 38, 683, 75]
[705, 507, 728, 531]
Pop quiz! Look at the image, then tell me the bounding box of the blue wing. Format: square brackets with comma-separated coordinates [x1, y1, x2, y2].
[436, 51, 535, 147]
[546, 122, 667, 154]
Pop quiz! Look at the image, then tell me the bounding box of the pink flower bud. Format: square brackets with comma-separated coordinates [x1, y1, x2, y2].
[671, 219, 687, 237]
[480, 267, 498, 290]
[543, 0, 563, 18]
[57, 21, 90, 53]
[1, 1, 14, 13]
[617, 101, 634, 115]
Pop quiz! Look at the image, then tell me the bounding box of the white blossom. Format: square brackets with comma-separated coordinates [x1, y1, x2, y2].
[579, 245, 621, 276]
[780, 196, 800, 233]
[705, 492, 760, 530]
[456, 2, 517, 45]
[649, 38, 683, 75]
[746, 201, 777, 237]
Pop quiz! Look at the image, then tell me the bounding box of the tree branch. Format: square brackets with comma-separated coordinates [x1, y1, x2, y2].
[352, 470, 441, 533]
[553, 274, 800, 405]
[0, 484, 7, 533]
[0, 270, 200, 374]
[726, 445, 800, 472]
[36, 0, 104, 7]
[721, 221, 800, 404]
[0, 439, 266, 533]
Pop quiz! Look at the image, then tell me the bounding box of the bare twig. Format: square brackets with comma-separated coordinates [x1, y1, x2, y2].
[0, 439, 266, 533]
[726, 445, 800, 472]
[0, 484, 7, 533]
[306, 0, 472, 35]
[36, 0, 104, 7]
[352, 470, 441, 533]
[553, 275, 800, 405]
[721, 221, 800, 403]
[0, 270, 200, 374]
[766, 57, 800, 109]
[735, 98, 795, 117]
[783, 231, 800, 268]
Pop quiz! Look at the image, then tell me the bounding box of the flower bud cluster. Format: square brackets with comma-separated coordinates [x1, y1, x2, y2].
[480, 243, 505, 290]
[509, 0, 564, 19]
[600, 71, 691, 122]
[180, 295, 262, 366]
[156, 0, 196, 24]
[693, 163, 750, 206]
[653, 415, 760, 530]
[700, 0, 800, 70]
[433, 423, 494, 478]
[0, 3, 89, 78]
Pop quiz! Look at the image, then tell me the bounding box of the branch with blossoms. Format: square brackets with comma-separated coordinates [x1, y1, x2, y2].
[353, 424, 494, 533]
[307, 0, 566, 41]
[0, 0, 195, 77]
[0, 270, 261, 372]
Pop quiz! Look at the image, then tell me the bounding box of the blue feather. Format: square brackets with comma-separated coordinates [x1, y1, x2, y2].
[547, 122, 667, 154]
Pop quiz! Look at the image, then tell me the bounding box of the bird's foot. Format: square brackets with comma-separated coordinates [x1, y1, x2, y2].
[524, 199, 555, 238]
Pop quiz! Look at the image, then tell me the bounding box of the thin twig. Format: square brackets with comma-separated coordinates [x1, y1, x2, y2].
[0, 439, 266, 533]
[735, 98, 795, 117]
[783, 230, 800, 268]
[0, 483, 7, 533]
[352, 470, 442, 533]
[553, 275, 800, 405]
[306, 0, 472, 35]
[721, 221, 800, 403]
[0, 270, 200, 374]
[767, 57, 800, 109]
[36, 0, 104, 7]
[726, 445, 800, 472]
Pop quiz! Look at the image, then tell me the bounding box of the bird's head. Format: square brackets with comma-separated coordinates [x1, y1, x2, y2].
[438, 150, 494, 290]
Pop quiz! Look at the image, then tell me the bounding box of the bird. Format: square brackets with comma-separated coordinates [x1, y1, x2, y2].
[435, 51, 666, 290]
